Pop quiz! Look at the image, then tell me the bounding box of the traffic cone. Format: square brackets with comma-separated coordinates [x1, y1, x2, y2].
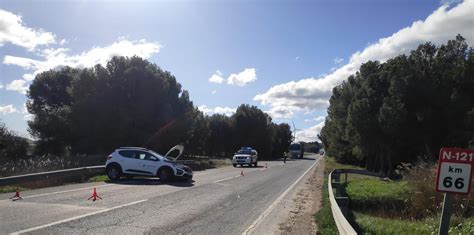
[9, 188, 23, 201]
[87, 187, 102, 201]
[240, 170, 244, 176]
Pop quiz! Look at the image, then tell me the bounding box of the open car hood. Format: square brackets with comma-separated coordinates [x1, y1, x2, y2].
[164, 144, 184, 161]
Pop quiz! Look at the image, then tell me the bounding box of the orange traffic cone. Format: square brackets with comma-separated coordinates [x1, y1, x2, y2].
[9, 188, 23, 201]
[240, 170, 244, 176]
[87, 187, 102, 201]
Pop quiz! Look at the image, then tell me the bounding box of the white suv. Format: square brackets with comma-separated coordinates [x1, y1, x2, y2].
[105, 145, 192, 182]
[232, 147, 258, 167]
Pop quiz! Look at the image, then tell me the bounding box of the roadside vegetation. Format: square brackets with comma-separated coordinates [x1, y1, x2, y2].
[318, 157, 474, 234]
[319, 35, 473, 175]
[0, 185, 28, 194]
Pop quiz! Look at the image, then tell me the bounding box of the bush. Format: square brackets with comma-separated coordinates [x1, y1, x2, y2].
[403, 162, 474, 219]
[0, 122, 29, 160]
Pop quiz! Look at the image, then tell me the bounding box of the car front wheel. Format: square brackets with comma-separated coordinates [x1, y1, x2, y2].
[107, 165, 121, 181]
[159, 168, 173, 183]
[233, 164, 237, 167]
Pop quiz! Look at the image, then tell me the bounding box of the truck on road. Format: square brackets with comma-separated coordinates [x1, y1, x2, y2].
[288, 142, 304, 159]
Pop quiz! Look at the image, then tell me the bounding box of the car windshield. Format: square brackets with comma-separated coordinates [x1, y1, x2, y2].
[237, 150, 252, 155]
[148, 150, 162, 158]
[290, 144, 301, 151]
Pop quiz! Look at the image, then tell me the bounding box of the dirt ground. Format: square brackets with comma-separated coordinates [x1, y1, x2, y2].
[277, 158, 325, 234]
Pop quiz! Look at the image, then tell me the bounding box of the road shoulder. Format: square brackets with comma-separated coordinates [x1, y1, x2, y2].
[277, 156, 324, 234]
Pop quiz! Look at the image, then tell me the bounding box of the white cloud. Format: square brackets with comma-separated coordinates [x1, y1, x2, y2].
[0, 83, 3, 89]
[5, 39, 161, 71]
[22, 73, 35, 81]
[211, 90, 217, 94]
[265, 106, 298, 119]
[6, 79, 28, 94]
[227, 68, 257, 86]
[295, 56, 300, 61]
[0, 104, 18, 115]
[295, 121, 325, 142]
[440, 0, 463, 6]
[21, 103, 33, 120]
[3, 38, 162, 94]
[59, 38, 67, 46]
[0, 9, 56, 50]
[314, 116, 326, 121]
[209, 70, 224, 84]
[333, 57, 344, 64]
[21, 103, 28, 114]
[198, 105, 236, 116]
[254, 0, 474, 118]
[305, 116, 326, 122]
[23, 113, 34, 121]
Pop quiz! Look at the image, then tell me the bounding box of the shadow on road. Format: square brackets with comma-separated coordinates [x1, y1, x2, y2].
[105, 178, 195, 187]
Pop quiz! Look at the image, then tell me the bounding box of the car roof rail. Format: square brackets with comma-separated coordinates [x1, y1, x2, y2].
[119, 146, 149, 150]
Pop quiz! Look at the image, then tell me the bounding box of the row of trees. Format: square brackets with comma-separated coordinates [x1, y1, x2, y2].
[319, 35, 474, 174]
[26, 56, 293, 159]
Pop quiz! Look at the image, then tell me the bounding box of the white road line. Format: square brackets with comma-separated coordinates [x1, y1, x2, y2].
[12, 199, 148, 234]
[242, 157, 321, 235]
[214, 175, 240, 183]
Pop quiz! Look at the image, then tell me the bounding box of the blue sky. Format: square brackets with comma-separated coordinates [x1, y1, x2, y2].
[1, 0, 473, 141]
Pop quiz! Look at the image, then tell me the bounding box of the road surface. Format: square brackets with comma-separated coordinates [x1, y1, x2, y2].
[0, 154, 322, 234]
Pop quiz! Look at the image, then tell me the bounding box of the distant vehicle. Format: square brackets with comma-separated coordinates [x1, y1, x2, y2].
[105, 145, 192, 182]
[289, 142, 304, 158]
[232, 147, 258, 167]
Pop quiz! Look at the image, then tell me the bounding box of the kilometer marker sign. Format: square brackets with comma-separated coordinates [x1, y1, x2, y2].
[436, 148, 474, 194]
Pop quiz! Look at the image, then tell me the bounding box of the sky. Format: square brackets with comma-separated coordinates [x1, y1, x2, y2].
[0, 0, 473, 142]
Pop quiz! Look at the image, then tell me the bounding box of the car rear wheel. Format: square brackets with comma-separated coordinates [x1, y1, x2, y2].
[159, 168, 172, 183]
[107, 165, 121, 181]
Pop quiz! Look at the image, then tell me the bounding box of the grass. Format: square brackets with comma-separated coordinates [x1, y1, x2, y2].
[314, 177, 339, 234]
[0, 185, 28, 193]
[354, 212, 474, 234]
[88, 175, 109, 182]
[346, 178, 410, 216]
[314, 157, 361, 234]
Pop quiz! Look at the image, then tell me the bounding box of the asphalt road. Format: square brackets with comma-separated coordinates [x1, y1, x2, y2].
[0, 154, 322, 235]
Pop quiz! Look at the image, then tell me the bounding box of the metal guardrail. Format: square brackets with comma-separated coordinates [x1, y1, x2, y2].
[0, 159, 200, 187]
[328, 168, 384, 235]
[0, 165, 105, 187]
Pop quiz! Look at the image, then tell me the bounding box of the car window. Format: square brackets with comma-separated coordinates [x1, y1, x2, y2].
[118, 150, 136, 158]
[145, 153, 159, 161]
[135, 151, 158, 161]
[136, 151, 147, 160]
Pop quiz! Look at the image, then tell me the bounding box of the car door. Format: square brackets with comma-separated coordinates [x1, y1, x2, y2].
[142, 152, 161, 175]
[132, 151, 157, 176]
[118, 150, 143, 174]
